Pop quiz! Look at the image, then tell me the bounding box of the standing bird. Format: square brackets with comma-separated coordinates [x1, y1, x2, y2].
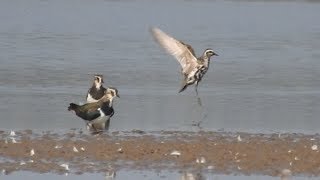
[86, 74, 107, 103]
[150, 27, 218, 95]
[68, 87, 120, 132]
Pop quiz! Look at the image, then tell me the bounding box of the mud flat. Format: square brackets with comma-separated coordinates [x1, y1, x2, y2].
[0, 130, 320, 177]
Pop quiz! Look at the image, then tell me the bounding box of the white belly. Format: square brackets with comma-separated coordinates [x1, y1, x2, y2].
[86, 93, 99, 103]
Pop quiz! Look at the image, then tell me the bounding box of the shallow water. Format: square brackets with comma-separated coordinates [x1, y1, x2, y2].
[0, 0, 320, 133]
[0, 0, 320, 179]
[2, 170, 319, 180]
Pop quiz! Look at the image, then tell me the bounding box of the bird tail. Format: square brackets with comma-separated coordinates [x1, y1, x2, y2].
[68, 103, 79, 111]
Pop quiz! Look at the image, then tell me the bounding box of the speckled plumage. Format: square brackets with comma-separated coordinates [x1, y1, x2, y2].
[151, 27, 218, 95]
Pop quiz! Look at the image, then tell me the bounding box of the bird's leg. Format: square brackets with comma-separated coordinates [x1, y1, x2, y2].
[195, 81, 199, 96]
[194, 81, 202, 107]
[105, 119, 110, 130]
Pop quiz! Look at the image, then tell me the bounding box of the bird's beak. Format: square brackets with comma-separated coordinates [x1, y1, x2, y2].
[101, 79, 104, 83]
[117, 94, 120, 98]
[214, 53, 218, 56]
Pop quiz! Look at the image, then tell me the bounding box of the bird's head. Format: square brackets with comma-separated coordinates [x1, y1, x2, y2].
[93, 74, 104, 88]
[104, 87, 120, 100]
[204, 49, 218, 59]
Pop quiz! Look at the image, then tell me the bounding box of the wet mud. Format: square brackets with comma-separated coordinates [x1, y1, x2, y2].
[1, 130, 320, 177]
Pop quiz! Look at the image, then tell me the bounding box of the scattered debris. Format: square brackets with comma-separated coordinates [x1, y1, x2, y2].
[196, 156, 206, 164]
[288, 150, 292, 153]
[10, 130, 16, 136]
[28, 160, 34, 163]
[294, 156, 299, 161]
[311, 145, 318, 151]
[117, 148, 123, 153]
[310, 138, 315, 141]
[73, 146, 79, 153]
[60, 164, 69, 171]
[54, 145, 62, 149]
[237, 135, 242, 142]
[20, 161, 26, 165]
[80, 147, 85, 151]
[30, 149, 35, 156]
[170, 150, 181, 156]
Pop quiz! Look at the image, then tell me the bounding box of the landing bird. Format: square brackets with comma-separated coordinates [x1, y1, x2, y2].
[151, 27, 218, 95]
[68, 87, 120, 132]
[86, 74, 107, 103]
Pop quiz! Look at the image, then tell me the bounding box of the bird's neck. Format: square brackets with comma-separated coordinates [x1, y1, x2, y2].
[94, 83, 102, 90]
[99, 95, 114, 106]
[199, 55, 211, 67]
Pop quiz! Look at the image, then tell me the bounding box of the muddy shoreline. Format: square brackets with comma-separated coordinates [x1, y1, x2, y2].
[1, 130, 320, 177]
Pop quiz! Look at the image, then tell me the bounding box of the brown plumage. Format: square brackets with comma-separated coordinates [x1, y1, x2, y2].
[151, 27, 218, 95]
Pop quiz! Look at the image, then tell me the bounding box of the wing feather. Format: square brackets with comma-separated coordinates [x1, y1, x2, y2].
[151, 27, 197, 75]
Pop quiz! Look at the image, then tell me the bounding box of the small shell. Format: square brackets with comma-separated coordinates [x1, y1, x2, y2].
[196, 156, 206, 164]
[117, 148, 123, 153]
[30, 149, 35, 156]
[20, 161, 26, 165]
[60, 164, 69, 171]
[73, 146, 79, 153]
[80, 147, 85, 151]
[311, 145, 318, 151]
[10, 130, 16, 136]
[170, 150, 181, 156]
[55, 145, 62, 149]
[237, 135, 242, 142]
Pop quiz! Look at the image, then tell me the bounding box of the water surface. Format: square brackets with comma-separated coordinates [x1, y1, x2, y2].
[0, 0, 319, 136]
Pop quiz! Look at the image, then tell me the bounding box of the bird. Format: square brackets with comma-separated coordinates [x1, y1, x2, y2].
[86, 74, 107, 103]
[68, 87, 120, 132]
[150, 27, 218, 95]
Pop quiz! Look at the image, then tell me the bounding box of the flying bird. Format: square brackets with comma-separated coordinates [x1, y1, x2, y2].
[150, 27, 218, 95]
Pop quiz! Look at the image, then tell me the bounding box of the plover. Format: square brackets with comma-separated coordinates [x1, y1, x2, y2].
[86, 74, 107, 103]
[68, 87, 120, 132]
[151, 27, 218, 95]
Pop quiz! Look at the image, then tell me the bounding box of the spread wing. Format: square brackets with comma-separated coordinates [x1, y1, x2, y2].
[151, 27, 198, 75]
